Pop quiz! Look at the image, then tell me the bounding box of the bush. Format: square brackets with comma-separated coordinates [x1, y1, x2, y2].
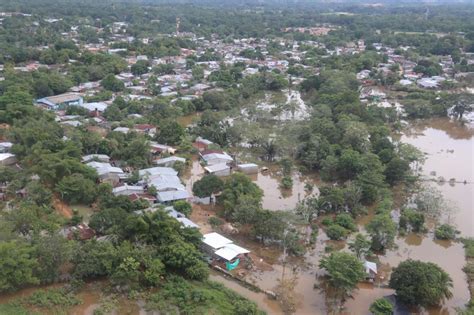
[208, 217, 224, 228]
[334, 213, 358, 232]
[326, 224, 349, 240]
[435, 224, 458, 240]
[370, 298, 393, 315]
[280, 176, 293, 189]
[26, 288, 81, 308]
[321, 217, 333, 226]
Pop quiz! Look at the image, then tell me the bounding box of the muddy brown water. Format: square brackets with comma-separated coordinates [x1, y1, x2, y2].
[208, 118, 472, 314]
[400, 118, 474, 237]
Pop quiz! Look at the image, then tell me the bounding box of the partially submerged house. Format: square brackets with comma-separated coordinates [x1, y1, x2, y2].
[200, 150, 233, 165]
[237, 163, 259, 174]
[202, 232, 250, 271]
[204, 163, 231, 177]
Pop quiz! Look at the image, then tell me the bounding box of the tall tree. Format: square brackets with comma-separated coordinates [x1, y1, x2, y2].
[389, 260, 453, 307]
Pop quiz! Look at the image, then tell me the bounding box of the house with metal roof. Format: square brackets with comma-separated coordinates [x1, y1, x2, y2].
[36, 92, 83, 110]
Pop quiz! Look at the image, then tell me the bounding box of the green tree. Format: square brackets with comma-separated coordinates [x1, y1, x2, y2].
[55, 173, 97, 204]
[366, 214, 397, 251]
[389, 260, 453, 307]
[370, 298, 393, 315]
[155, 120, 185, 145]
[192, 175, 224, 199]
[101, 74, 124, 92]
[0, 240, 39, 292]
[319, 252, 365, 307]
[131, 60, 150, 76]
[434, 224, 458, 240]
[173, 200, 192, 217]
[34, 234, 73, 284]
[348, 233, 372, 259]
[326, 224, 349, 241]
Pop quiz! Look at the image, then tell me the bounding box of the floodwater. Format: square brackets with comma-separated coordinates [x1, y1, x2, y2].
[253, 164, 320, 211]
[220, 118, 472, 314]
[400, 118, 474, 236]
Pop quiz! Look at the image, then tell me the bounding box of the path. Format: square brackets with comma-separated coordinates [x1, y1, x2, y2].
[52, 194, 73, 219]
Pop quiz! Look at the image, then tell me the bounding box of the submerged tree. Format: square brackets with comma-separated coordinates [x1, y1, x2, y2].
[389, 260, 453, 307]
[319, 252, 365, 311]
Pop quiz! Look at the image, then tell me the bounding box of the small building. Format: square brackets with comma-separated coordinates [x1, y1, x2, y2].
[202, 232, 233, 255]
[193, 137, 213, 151]
[112, 184, 145, 196]
[0, 153, 16, 166]
[364, 261, 378, 280]
[156, 190, 190, 203]
[201, 150, 233, 165]
[36, 93, 83, 110]
[128, 193, 157, 205]
[79, 102, 108, 113]
[86, 161, 125, 184]
[237, 163, 258, 174]
[204, 163, 231, 177]
[0, 142, 13, 153]
[154, 156, 186, 167]
[82, 154, 110, 163]
[139, 167, 178, 179]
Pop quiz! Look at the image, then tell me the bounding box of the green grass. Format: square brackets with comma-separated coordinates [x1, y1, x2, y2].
[462, 238, 474, 259]
[26, 288, 81, 308]
[71, 204, 95, 223]
[145, 276, 265, 315]
[0, 302, 39, 315]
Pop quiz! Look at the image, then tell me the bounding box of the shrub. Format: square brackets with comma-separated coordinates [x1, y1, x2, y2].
[334, 213, 358, 232]
[326, 225, 349, 240]
[369, 298, 393, 315]
[435, 224, 458, 240]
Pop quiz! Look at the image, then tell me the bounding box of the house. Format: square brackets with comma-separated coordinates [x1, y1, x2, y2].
[0, 153, 16, 166]
[148, 174, 186, 192]
[204, 163, 231, 177]
[200, 150, 233, 165]
[113, 127, 130, 134]
[364, 261, 378, 280]
[154, 156, 186, 167]
[128, 193, 157, 205]
[79, 102, 108, 113]
[36, 92, 83, 110]
[156, 190, 190, 203]
[193, 137, 213, 151]
[202, 232, 250, 270]
[165, 206, 199, 228]
[86, 161, 125, 184]
[214, 243, 250, 263]
[60, 224, 95, 240]
[202, 232, 233, 254]
[0, 142, 13, 153]
[134, 124, 157, 136]
[237, 163, 259, 174]
[81, 154, 110, 163]
[112, 184, 145, 196]
[149, 142, 177, 155]
[139, 167, 178, 179]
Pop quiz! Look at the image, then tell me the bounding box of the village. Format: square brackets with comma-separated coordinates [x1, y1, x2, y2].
[1, 2, 474, 314]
